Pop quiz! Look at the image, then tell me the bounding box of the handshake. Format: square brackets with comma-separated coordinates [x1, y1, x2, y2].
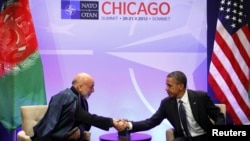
[112, 119, 130, 132]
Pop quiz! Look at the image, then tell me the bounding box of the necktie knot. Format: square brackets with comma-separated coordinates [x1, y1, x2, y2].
[179, 100, 183, 104]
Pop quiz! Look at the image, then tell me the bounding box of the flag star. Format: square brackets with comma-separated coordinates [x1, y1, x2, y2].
[220, 7, 224, 11]
[238, 12, 243, 16]
[221, 0, 225, 5]
[232, 16, 236, 21]
[231, 23, 236, 28]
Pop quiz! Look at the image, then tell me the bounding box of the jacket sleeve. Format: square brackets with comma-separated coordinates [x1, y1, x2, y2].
[32, 95, 65, 137]
[130, 100, 167, 132]
[76, 109, 114, 131]
[204, 94, 225, 125]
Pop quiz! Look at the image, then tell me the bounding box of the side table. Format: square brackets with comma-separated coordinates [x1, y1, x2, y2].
[99, 132, 152, 141]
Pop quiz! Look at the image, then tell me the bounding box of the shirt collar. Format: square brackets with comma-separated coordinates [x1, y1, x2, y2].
[70, 86, 79, 96]
[177, 89, 188, 104]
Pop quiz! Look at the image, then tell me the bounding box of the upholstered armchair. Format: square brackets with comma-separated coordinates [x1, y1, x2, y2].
[165, 104, 226, 141]
[17, 105, 90, 141]
[17, 105, 48, 141]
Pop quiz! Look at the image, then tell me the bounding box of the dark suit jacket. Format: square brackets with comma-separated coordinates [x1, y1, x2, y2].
[31, 88, 113, 141]
[131, 89, 225, 138]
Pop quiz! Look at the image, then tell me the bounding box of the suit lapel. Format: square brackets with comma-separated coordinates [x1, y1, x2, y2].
[169, 98, 183, 130]
[80, 98, 88, 111]
[83, 99, 88, 111]
[187, 90, 199, 121]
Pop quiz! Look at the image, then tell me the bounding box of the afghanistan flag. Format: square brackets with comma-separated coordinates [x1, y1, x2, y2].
[0, 0, 47, 132]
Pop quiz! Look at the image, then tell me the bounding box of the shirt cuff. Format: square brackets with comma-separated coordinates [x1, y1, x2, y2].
[127, 121, 133, 130]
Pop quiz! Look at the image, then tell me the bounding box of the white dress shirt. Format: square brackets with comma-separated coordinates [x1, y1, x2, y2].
[127, 90, 206, 137]
[178, 90, 206, 137]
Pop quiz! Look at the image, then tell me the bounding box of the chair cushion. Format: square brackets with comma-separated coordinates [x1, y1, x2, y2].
[20, 105, 48, 136]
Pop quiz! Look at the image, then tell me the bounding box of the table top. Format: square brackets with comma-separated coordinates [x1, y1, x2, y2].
[99, 132, 152, 141]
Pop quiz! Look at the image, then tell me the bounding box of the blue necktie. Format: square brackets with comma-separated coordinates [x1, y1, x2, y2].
[178, 100, 192, 139]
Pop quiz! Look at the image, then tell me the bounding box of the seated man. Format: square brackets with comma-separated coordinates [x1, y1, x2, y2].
[31, 72, 125, 141]
[125, 71, 225, 141]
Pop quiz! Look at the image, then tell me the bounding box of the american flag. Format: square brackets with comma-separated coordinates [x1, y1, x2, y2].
[208, 0, 250, 124]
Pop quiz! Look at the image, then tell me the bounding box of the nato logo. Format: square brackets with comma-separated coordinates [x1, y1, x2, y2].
[61, 0, 99, 20]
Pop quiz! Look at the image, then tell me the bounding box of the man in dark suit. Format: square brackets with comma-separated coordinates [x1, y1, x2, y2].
[125, 71, 225, 141]
[31, 72, 125, 141]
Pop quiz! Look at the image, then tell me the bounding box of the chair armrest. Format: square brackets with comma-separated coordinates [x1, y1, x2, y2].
[166, 128, 175, 141]
[17, 130, 90, 141]
[83, 131, 91, 141]
[17, 130, 32, 141]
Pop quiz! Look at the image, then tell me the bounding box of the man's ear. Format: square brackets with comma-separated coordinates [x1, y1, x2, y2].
[179, 83, 185, 90]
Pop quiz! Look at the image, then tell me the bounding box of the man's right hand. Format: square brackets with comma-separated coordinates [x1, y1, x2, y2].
[113, 119, 129, 131]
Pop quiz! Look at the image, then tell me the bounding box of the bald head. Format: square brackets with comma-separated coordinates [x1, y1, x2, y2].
[72, 72, 93, 86]
[72, 72, 95, 98]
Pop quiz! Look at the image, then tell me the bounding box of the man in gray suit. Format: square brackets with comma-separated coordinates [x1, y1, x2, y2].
[125, 71, 225, 141]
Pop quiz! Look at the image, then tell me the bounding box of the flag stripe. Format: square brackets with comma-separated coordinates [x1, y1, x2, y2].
[215, 23, 248, 89]
[209, 62, 250, 124]
[236, 25, 250, 67]
[209, 72, 241, 124]
[240, 25, 250, 52]
[210, 44, 250, 118]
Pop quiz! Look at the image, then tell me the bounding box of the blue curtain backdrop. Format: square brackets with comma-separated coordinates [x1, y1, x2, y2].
[0, 0, 249, 140]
